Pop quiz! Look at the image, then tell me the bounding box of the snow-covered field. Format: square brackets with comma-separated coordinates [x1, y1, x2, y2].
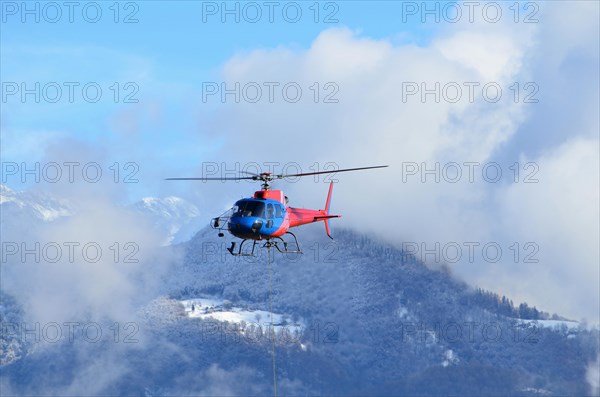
[518, 319, 580, 330]
[180, 297, 306, 346]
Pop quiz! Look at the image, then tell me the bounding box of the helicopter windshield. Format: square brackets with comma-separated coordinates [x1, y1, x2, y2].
[233, 200, 265, 218]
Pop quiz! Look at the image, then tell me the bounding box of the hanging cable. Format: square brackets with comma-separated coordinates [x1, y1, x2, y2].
[267, 243, 277, 397]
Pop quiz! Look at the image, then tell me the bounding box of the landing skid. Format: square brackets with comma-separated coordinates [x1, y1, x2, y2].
[227, 239, 258, 256]
[267, 231, 302, 255]
[226, 232, 302, 256]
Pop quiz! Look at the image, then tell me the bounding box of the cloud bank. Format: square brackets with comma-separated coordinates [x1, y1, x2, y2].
[195, 3, 599, 322]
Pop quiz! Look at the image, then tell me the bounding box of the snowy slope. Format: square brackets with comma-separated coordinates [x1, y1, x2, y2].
[176, 296, 307, 349]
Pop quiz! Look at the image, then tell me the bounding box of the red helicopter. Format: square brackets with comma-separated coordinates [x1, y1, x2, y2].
[166, 165, 387, 256]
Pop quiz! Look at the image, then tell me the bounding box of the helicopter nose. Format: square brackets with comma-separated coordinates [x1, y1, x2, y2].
[229, 216, 263, 235]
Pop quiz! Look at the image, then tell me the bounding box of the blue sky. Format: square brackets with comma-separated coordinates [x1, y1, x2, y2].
[1, 0, 452, 201]
[1, 1, 599, 323]
[2, 0, 553, 194]
[2, 1, 441, 191]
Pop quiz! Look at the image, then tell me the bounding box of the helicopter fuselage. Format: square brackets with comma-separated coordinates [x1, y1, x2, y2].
[225, 186, 339, 240]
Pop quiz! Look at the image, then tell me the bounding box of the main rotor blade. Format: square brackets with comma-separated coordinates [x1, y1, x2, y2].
[166, 165, 388, 181]
[165, 177, 256, 181]
[238, 171, 262, 177]
[276, 165, 388, 179]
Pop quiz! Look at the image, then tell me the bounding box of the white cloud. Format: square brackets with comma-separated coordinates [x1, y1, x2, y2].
[434, 31, 526, 81]
[208, 24, 532, 242]
[1, 195, 173, 325]
[199, 2, 598, 322]
[491, 137, 600, 321]
[1, 140, 177, 326]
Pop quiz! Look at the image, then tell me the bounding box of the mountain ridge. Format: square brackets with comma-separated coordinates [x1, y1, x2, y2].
[1, 187, 598, 395]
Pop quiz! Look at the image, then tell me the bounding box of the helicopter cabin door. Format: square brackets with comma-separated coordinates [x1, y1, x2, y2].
[265, 203, 274, 228]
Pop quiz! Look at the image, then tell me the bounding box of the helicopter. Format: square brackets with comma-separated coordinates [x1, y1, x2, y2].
[166, 165, 388, 256]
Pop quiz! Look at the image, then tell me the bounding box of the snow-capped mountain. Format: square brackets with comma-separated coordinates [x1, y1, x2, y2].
[0, 184, 72, 222]
[131, 196, 202, 245]
[0, 185, 74, 242]
[0, 184, 202, 245]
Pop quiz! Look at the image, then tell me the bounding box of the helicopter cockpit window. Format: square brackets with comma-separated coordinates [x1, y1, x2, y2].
[275, 204, 283, 218]
[234, 200, 265, 218]
[266, 204, 274, 219]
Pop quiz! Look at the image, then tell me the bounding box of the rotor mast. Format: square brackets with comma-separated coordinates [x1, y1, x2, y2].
[257, 173, 274, 190]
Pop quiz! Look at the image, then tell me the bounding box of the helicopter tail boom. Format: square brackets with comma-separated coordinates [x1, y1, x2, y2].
[286, 182, 340, 238]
